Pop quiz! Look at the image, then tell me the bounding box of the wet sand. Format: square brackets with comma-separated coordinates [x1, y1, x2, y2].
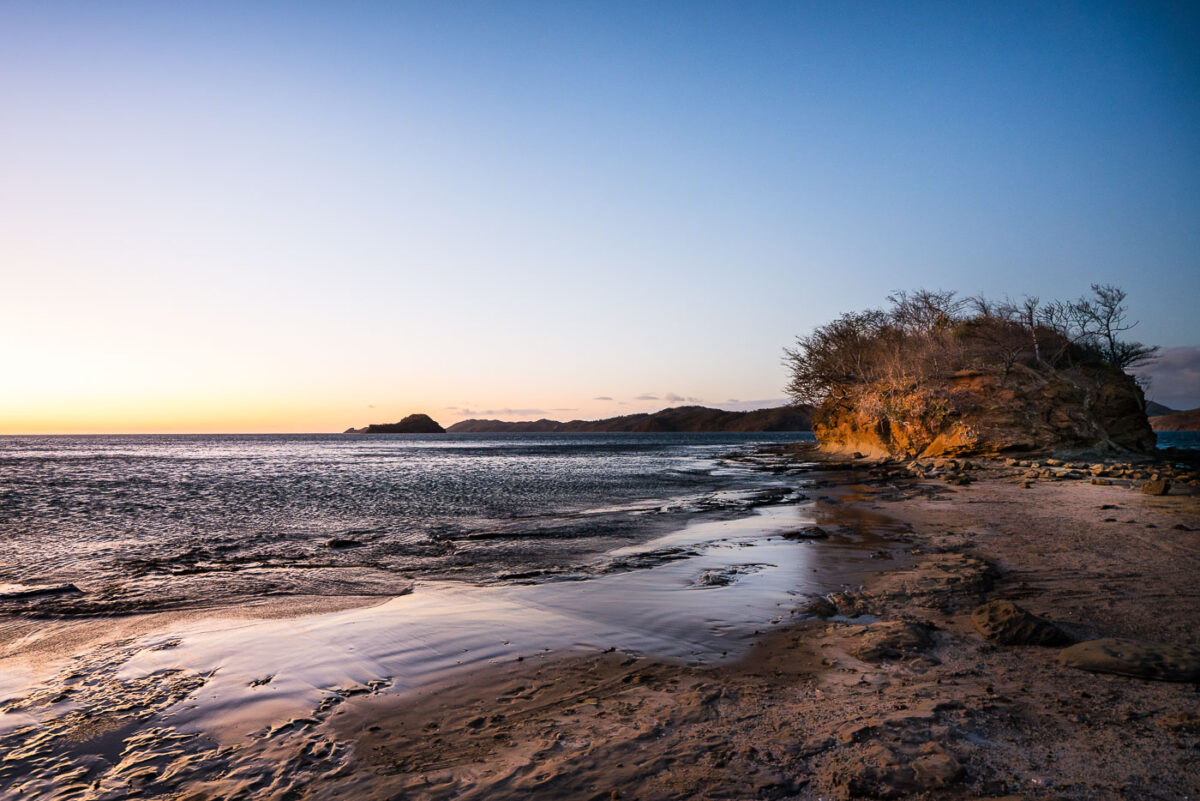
[2, 456, 1199, 799]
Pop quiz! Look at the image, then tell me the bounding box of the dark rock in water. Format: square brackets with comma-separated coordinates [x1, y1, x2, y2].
[1058, 638, 1200, 682]
[324, 538, 365, 549]
[782, 526, 829, 540]
[851, 621, 934, 662]
[0, 583, 84, 601]
[695, 563, 769, 587]
[1139, 479, 1171, 495]
[971, 600, 1071, 646]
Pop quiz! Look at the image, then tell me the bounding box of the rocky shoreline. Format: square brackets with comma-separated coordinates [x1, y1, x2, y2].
[1, 449, 1197, 799]
[315, 448, 1200, 800]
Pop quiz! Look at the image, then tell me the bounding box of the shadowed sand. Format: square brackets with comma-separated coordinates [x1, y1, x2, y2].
[1, 458, 1198, 799]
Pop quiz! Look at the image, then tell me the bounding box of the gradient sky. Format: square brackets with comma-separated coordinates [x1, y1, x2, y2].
[3, 1, 1198, 433]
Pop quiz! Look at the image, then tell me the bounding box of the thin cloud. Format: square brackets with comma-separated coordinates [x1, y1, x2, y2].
[1135, 345, 1200, 409]
[592, 396, 613, 401]
[718, 398, 791, 412]
[634, 394, 659, 401]
[664, 393, 704, 403]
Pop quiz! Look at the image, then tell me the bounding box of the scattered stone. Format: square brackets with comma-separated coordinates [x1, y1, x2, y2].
[971, 600, 1071, 646]
[1058, 638, 1200, 682]
[1140, 480, 1171, 496]
[1156, 712, 1200, 734]
[1090, 478, 1113, 486]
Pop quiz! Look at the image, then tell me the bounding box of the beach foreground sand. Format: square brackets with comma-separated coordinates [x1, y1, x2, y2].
[2, 454, 1198, 800]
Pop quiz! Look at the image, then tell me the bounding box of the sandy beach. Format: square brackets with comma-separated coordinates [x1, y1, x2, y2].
[2, 450, 1198, 800]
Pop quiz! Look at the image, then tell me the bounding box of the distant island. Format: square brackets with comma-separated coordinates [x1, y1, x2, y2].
[445, 405, 812, 433]
[345, 405, 813, 434]
[344, 413, 446, 434]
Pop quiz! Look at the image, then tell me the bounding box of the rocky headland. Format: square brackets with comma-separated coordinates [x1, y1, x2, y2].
[1149, 406, 1200, 431]
[787, 287, 1161, 459]
[445, 404, 812, 433]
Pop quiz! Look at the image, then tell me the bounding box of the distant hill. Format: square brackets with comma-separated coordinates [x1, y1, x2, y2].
[345, 413, 445, 434]
[1146, 401, 1177, 417]
[445, 405, 812, 433]
[1149, 407, 1200, 431]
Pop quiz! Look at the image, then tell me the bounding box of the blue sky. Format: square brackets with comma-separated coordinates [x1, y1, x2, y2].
[2, 1, 1198, 431]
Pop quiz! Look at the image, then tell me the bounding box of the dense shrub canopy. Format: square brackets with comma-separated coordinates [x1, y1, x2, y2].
[784, 285, 1157, 405]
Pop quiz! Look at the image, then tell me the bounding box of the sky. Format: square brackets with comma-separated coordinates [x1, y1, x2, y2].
[2, 1, 1198, 433]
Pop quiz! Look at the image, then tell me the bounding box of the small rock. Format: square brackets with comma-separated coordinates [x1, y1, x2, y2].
[851, 621, 934, 661]
[324, 538, 365, 549]
[1090, 478, 1112, 486]
[971, 600, 1071, 646]
[1058, 638, 1200, 682]
[1140, 480, 1171, 496]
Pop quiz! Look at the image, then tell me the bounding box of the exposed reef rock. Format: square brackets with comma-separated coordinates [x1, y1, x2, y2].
[813, 364, 1156, 459]
[345, 414, 445, 434]
[445, 404, 812, 433]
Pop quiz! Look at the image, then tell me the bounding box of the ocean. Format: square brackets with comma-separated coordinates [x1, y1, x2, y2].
[2, 430, 1192, 618]
[0, 432, 815, 615]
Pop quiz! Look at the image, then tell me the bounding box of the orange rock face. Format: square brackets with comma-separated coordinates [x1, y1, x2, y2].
[813, 364, 1156, 458]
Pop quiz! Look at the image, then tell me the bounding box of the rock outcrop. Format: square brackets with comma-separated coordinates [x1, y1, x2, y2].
[1058, 638, 1200, 682]
[813, 364, 1156, 458]
[346, 414, 446, 434]
[971, 600, 1071, 646]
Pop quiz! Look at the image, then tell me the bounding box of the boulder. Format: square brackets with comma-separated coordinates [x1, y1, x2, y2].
[1139, 480, 1171, 496]
[1058, 638, 1200, 682]
[851, 621, 934, 661]
[971, 600, 1070, 646]
[835, 743, 963, 798]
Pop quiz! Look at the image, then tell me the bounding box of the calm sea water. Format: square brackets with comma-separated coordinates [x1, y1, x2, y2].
[1157, 431, 1200, 450]
[2, 430, 1191, 617]
[0, 433, 814, 615]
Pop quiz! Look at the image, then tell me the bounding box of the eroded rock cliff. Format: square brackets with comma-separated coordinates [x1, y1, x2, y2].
[813, 364, 1155, 458]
